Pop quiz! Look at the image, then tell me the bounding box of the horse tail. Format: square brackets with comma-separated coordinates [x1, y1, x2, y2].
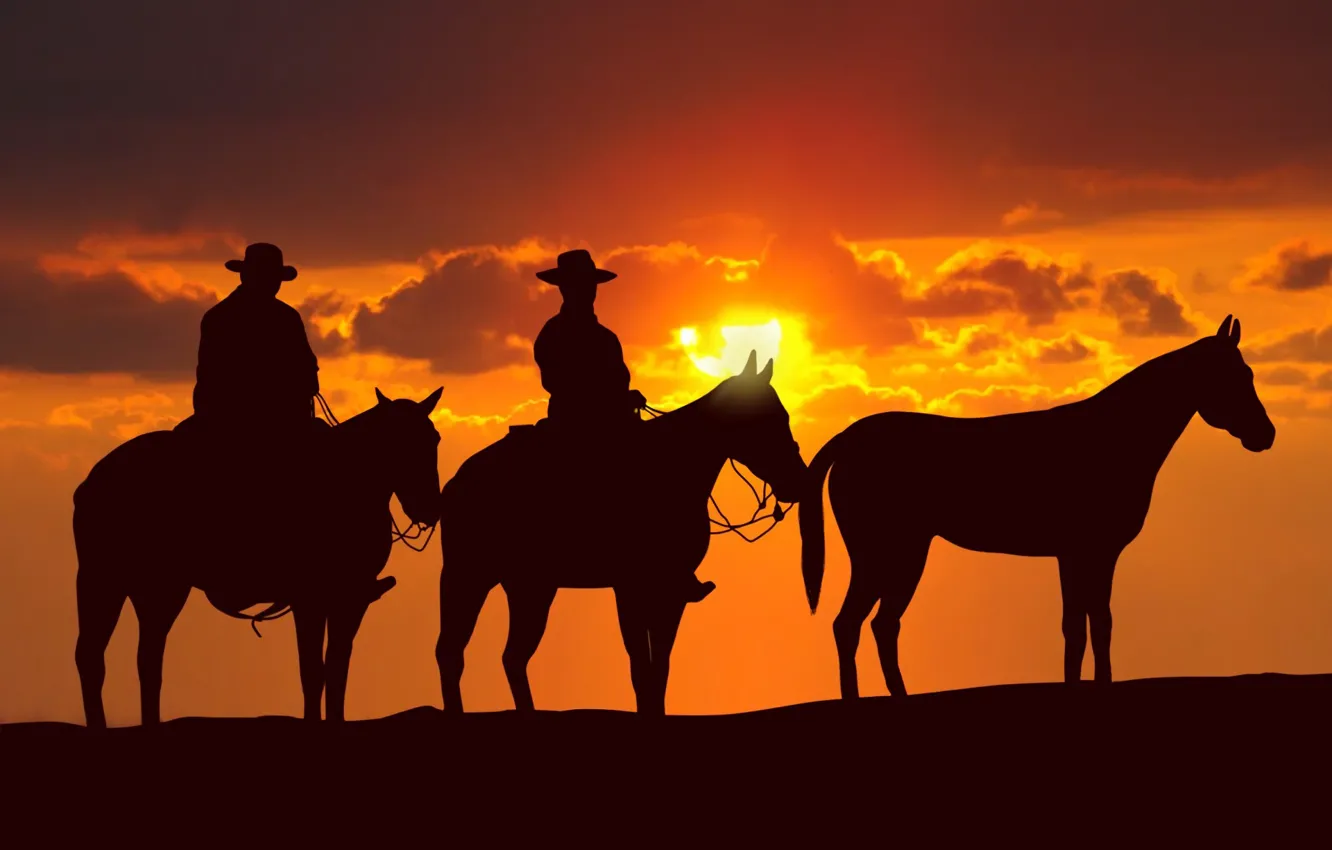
[800, 430, 845, 615]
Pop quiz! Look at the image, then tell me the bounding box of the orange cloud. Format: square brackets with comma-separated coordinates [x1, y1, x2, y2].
[1235, 239, 1332, 292]
[1001, 202, 1064, 227]
[46, 391, 182, 440]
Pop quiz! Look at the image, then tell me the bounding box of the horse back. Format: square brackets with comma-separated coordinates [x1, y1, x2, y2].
[833, 406, 1147, 554]
[75, 429, 178, 508]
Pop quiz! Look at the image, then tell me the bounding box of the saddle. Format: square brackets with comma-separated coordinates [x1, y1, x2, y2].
[504, 416, 643, 493]
[168, 414, 333, 607]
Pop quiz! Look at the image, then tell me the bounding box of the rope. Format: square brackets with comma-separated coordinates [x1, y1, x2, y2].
[640, 403, 792, 542]
[232, 392, 433, 637]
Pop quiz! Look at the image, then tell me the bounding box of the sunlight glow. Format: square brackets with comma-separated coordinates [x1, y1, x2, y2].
[678, 318, 782, 378]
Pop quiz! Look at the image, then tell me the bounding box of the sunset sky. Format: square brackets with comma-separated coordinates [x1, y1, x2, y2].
[5, 1, 1332, 725]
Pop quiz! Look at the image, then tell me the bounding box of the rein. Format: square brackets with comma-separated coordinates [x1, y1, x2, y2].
[233, 392, 438, 637]
[641, 403, 793, 543]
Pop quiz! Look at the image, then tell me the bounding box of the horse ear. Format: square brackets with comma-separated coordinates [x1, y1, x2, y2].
[758, 357, 774, 384]
[420, 386, 444, 414]
[1217, 315, 1233, 339]
[742, 349, 758, 378]
[375, 388, 390, 405]
[1230, 317, 1241, 346]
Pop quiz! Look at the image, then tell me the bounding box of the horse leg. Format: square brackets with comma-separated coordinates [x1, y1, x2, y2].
[1085, 554, 1120, 685]
[435, 570, 493, 714]
[128, 583, 190, 726]
[643, 599, 689, 716]
[832, 562, 881, 701]
[613, 589, 654, 713]
[1057, 556, 1090, 684]
[501, 584, 557, 712]
[324, 599, 370, 723]
[869, 536, 931, 698]
[293, 604, 328, 721]
[74, 571, 127, 731]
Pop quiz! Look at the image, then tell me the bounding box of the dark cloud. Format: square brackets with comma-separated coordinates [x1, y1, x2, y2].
[1034, 334, 1096, 365]
[4, 2, 1332, 261]
[1099, 270, 1197, 337]
[0, 263, 213, 378]
[1242, 241, 1332, 291]
[1316, 371, 1332, 391]
[963, 330, 1007, 356]
[296, 291, 354, 357]
[917, 250, 1093, 326]
[350, 251, 555, 374]
[343, 231, 928, 373]
[1244, 326, 1332, 364]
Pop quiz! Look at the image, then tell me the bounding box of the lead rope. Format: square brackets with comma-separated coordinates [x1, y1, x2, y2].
[640, 403, 792, 542]
[237, 392, 434, 637]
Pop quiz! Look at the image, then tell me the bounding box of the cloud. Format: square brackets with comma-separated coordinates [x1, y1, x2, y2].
[918, 324, 1128, 383]
[348, 241, 561, 375]
[1001, 202, 1064, 228]
[923, 379, 1104, 418]
[1099, 269, 1199, 337]
[1236, 240, 1332, 291]
[7, 3, 1332, 261]
[0, 262, 214, 378]
[910, 244, 1094, 326]
[1025, 331, 1103, 365]
[1257, 366, 1311, 386]
[1244, 326, 1332, 364]
[1316, 372, 1332, 392]
[297, 290, 355, 357]
[46, 392, 183, 441]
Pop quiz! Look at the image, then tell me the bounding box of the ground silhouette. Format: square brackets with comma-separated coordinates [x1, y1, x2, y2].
[436, 348, 807, 715]
[4, 673, 1327, 841]
[801, 315, 1276, 700]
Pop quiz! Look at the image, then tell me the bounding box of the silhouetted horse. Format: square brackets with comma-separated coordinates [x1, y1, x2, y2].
[800, 316, 1275, 699]
[436, 351, 807, 715]
[72, 388, 443, 728]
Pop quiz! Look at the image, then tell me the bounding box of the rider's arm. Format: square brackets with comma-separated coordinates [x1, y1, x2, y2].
[610, 331, 631, 387]
[194, 311, 219, 384]
[533, 324, 559, 395]
[289, 306, 320, 396]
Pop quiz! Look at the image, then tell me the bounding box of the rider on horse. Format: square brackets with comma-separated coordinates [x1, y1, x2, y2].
[533, 249, 716, 604]
[188, 242, 323, 440]
[175, 243, 391, 605]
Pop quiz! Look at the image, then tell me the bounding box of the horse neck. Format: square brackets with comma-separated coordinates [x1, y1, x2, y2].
[645, 393, 731, 498]
[1093, 342, 1205, 472]
[328, 411, 395, 504]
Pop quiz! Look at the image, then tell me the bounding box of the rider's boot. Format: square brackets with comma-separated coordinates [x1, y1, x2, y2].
[683, 575, 715, 604]
[368, 576, 397, 603]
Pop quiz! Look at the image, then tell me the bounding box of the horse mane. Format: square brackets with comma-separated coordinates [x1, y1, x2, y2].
[1085, 334, 1214, 407]
[642, 374, 737, 430]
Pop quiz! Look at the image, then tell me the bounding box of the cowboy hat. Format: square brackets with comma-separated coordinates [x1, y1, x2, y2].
[535, 249, 616, 286]
[225, 243, 298, 282]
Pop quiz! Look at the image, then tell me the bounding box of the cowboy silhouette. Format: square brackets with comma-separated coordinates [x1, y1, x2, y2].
[171, 245, 397, 604]
[532, 249, 715, 604]
[185, 242, 323, 438]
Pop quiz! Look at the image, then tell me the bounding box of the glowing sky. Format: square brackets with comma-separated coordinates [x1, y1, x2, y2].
[4, 1, 1332, 724]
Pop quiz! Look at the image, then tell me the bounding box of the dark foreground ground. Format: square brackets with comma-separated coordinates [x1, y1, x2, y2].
[3, 673, 1330, 843]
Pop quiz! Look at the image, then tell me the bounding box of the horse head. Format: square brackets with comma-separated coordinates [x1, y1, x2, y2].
[710, 350, 809, 503]
[1196, 315, 1275, 453]
[373, 386, 444, 525]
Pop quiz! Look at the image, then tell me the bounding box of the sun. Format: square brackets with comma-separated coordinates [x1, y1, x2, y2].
[676, 318, 783, 378]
